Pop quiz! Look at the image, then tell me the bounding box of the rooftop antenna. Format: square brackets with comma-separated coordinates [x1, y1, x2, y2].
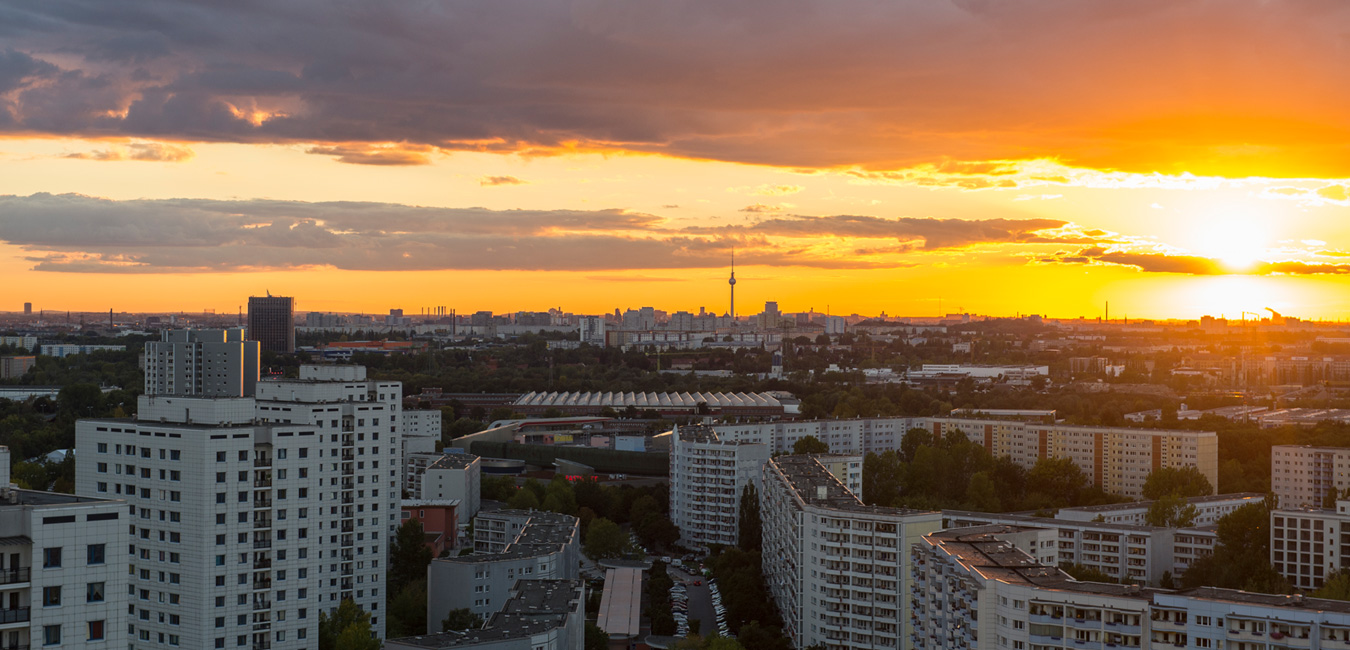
[728, 246, 737, 327]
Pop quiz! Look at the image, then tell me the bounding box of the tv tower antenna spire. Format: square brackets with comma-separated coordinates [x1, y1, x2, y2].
[728, 247, 737, 327]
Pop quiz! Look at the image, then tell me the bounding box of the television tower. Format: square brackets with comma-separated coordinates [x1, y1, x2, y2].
[728, 248, 737, 327]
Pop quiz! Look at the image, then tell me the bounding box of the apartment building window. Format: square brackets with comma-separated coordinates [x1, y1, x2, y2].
[43, 586, 61, 606]
[87, 582, 105, 602]
[88, 620, 105, 641]
[43, 626, 61, 646]
[88, 543, 106, 565]
[43, 547, 62, 568]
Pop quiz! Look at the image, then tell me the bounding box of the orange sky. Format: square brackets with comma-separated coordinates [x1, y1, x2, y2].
[4, 1, 1350, 320]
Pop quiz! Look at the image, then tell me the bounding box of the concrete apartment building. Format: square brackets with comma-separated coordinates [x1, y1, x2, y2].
[0, 356, 35, 380]
[1268, 498, 1350, 591]
[389, 579, 584, 650]
[941, 492, 1264, 585]
[417, 454, 482, 519]
[402, 409, 443, 456]
[427, 510, 580, 624]
[668, 425, 769, 549]
[1272, 445, 1350, 508]
[760, 455, 942, 650]
[713, 417, 1219, 499]
[143, 328, 260, 397]
[76, 350, 403, 648]
[0, 446, 128, 650]
[914, 525, 1350, 650]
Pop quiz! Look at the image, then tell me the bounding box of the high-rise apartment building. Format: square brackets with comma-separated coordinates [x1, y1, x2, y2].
[75, 364, 402, 649]
[144, 328, 260, 397]
[760, 455, 941, 650]
[0, 446, 128, 650]
[247, 295, 295, 355]
[668, 425, 769, 549]
[578, 316, 605, 347]
[1272, 445, 1350, 508]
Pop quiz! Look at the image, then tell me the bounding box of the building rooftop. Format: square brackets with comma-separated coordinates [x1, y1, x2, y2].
[428, 453, 480, 471]
[771, 455, 935, 518]
[443, 510, 578, 565]
[925, 527, 1156, 597]
[1, 487, 123, 509]
[388, 580, 582, 648]
[1058, 492, 1265, 514]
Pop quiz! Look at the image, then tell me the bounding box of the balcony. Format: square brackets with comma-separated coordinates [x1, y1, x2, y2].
[254, 458, 272, 468]
[0, 608, 30, 625]
[253, 579, 272, 590]
[253, 479, 272, 488]
[253, 497, 272, 509]
[253, 600, 272, 611]
[253, 519, 272, 529]
[253, 540, 272, 550]
[0, 567, 30, 586]
[253, 559, 272, 570]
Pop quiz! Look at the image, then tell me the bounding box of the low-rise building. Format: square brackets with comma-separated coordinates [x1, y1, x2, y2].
[1269, 500, 1350, 591]
[407, 453, 482, 518]
[427, 510, 580, 625]
[389, 579, 584, 650]
[402, 500, 462, 557]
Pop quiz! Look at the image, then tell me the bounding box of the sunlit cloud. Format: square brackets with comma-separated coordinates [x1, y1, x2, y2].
[63, 142, 194, 163]
[480, 175, 528, 187]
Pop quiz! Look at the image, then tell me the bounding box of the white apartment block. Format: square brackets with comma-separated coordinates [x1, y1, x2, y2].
[1272, 445, 1350, 508]
[760, 455, 941, 650]
[943, 494, 1265, 585]
[390, 579, 584, 650]
[0, 447, 128, 650]
[401, 410, 442, 457]
[915, 525, 1350, 650]
[1268, 500, 1350, 591]
[714, 417, 1218, 499]
[75, 364, 403, 649]
[410, 454, 482, 519]
[427, 510, 579, 624]
[144, 328, 260, 397]
[668, 425, 769, 549]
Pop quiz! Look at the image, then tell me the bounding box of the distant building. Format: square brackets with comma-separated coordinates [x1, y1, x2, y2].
[0, 355, 35, 379]
[411, 453, 482, 519]
[143, 328, 259, 397]
[41, 344, 125, 358]
[513, 390, 788, 418]
[0, 335, 37, 351]
[1272, 445, 1350, 508]
[247, 294, 295, 354]
[22, 302, 31, 315]
[579, 316, 605, 346]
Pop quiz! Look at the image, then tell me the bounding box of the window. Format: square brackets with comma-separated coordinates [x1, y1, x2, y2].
[43, 625, 61, 646]
[87, 582, 105, 603]
[43, 547, 62, 568]
[217, 452, 226, 462]
[88, 543, 106, 565]
[43, 586, 61, 606]
[88, 620, 105, 641]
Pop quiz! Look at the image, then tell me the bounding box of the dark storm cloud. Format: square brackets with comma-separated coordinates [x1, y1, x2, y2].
[5, 1, 1350, 174]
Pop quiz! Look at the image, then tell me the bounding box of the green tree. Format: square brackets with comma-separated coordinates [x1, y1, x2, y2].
[738, 483, 762, 552]
[508, 487, 541, 510]
[481, 476, 517, 501]
[1060, 563, 1118, 584]
[584, 518, 630, 559]
[1145, 494, 1199, 528]
[1142, 466, 1214, 500]
[899, 428, 933, 463]
[1181, 502, 1291, 593]
[791, 435, 829, 455]
[964, 471, 1002, 512]
[442, 608, 484, 632]
[585, 621, 610, 650]
[386, 579, 428, 637]
[388, 518, 434, 596]
[1314, 570, 1350, 601]
[319, 599, 379, 650]
[1027, 457, 1088, 505]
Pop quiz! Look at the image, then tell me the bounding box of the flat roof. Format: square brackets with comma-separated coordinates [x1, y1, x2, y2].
[772, 455, 935, 517]
[388, 580, 582, 648]
[428, 453, 479, 470]
[597, 567, 643, 638]
[1061, 493, 1265, 514]
[1, 488, 123, 509]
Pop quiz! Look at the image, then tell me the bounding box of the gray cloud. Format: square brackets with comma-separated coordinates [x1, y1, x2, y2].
[694, 215, 1069, 249]
[3, 1, 1350, 172]
[480, 175, 527, 186]
[1046, 247, 1350, 276]
[0, 193, 1065, 273]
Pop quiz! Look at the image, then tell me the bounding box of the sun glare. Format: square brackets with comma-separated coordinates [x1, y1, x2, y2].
[1187, 203, 1271, 271]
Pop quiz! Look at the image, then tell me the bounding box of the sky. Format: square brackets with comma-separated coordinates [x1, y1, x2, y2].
[4, 0, 1350, 320]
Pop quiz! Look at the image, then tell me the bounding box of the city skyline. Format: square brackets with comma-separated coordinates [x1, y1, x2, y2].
[3, 3, 1350, 318]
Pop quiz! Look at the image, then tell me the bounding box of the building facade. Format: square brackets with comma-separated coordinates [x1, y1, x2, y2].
[247, 295, 295, 355]
[144, 328, 260, 397]
[0, 446, 128, 650]
[668, 425, 769, 549]
[427, 510, 579, 625]
[761, 455, 942, 650]
[389, 579, 584, 650]
[1272, 445, 1350, 509]
[75, 364, 402, 648]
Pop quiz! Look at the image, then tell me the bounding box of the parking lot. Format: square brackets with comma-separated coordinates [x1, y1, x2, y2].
[668, 562, 724, 638]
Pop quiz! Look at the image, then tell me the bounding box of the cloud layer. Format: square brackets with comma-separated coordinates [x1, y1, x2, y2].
[0, 193, 1071, 273]
[5, 1, 1350, 175]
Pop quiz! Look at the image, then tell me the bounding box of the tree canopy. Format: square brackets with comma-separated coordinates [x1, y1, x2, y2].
[1142, 466, 1214, 500]
[319, 599, 379, 650]
[791, 435, 829, 455]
